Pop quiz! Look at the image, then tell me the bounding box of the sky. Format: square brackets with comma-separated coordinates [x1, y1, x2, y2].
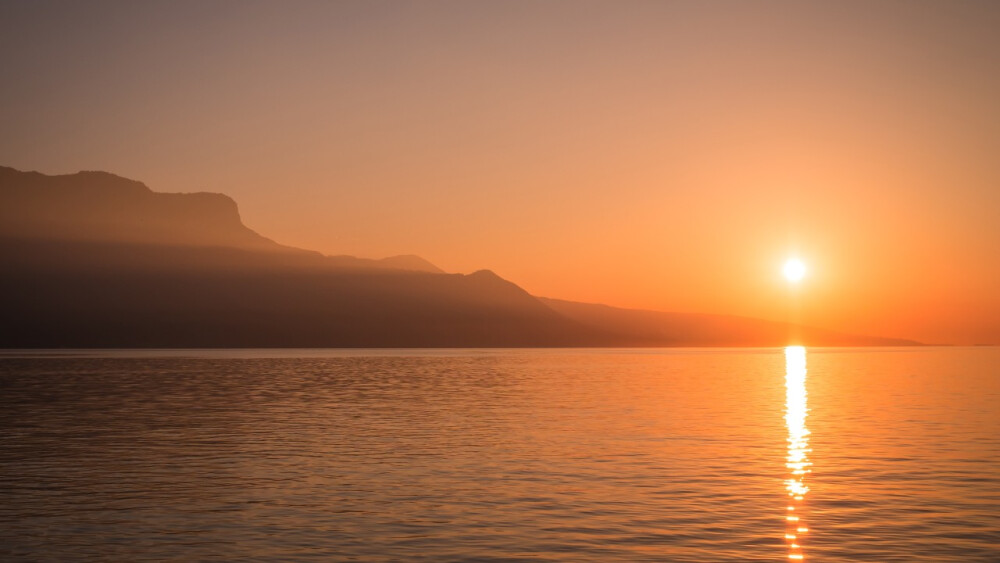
[2, 0, 999, 344]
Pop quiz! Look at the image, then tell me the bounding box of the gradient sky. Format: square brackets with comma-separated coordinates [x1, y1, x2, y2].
[2, 0, 999, 344]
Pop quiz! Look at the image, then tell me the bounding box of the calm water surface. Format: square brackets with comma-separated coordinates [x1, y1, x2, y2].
[1, 347, 998, 561]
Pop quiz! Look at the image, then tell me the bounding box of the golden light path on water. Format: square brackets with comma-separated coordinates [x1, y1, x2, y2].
[784, 346, 811, 561]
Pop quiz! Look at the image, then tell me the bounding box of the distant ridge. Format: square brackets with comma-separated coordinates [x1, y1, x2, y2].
[0, 165, 920, 347]
[539, 297, 921, 347]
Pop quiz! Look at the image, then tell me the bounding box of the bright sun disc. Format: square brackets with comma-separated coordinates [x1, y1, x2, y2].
[783, 258, 807, 283]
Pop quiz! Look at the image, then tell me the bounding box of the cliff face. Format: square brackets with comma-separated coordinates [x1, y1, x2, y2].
[0, 166, 282, 251]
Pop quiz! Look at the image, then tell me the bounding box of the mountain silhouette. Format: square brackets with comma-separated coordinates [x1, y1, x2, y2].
[0, 166, 919, 348]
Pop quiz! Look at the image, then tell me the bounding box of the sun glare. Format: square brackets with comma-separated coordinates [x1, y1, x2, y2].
[783, 258, 807, 283]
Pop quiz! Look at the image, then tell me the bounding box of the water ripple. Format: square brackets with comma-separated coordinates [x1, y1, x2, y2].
[1, 348, 998, 561]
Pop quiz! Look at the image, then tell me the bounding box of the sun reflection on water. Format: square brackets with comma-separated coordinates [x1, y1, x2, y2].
[784, 346, 811, 561]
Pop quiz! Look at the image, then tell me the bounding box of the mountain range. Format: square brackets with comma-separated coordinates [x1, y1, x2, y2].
[0, 165, 919, 348]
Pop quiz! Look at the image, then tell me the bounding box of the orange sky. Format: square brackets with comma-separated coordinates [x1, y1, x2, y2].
[2, 1, 998, 344]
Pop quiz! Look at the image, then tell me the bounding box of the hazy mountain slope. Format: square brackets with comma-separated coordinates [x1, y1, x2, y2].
[325, 254, 445, 273]
[540, 297, 920, 347]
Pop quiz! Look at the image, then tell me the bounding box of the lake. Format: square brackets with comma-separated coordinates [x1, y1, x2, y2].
[1, 347, 998, 561]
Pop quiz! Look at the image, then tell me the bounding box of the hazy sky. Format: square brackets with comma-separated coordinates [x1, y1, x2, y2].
[2, 0, 999, 344]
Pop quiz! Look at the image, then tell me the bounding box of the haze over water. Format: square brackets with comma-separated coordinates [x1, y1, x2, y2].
[1, 347, 998, 561]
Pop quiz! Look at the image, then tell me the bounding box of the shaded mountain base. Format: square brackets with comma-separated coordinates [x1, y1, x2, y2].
[0, 241, 608, 348]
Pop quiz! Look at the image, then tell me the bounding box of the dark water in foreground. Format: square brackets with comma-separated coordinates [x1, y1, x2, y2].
[1, 347, 998, 561]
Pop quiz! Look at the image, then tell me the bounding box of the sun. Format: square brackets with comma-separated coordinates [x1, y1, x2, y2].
[783, 258, 807, 283]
